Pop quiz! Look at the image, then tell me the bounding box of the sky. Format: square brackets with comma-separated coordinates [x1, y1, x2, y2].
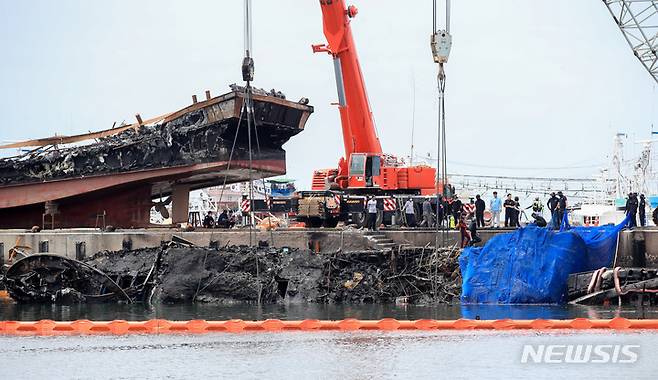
[0, 0, 657, 190]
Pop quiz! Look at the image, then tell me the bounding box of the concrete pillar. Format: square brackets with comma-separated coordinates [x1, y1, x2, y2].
[171, 185, 190, 224]
[75, 242, 86, 261]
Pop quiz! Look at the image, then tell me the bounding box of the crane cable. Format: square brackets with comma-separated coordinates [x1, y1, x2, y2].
[433, 0, 450, 248]
[438, 66, 447, 194]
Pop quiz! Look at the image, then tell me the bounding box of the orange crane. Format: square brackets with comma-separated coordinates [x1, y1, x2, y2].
[296, 0, 443, 228]
[310, 0, 437, 194]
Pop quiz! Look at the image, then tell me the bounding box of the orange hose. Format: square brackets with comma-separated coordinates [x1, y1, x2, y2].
[1, 317, 658, 335]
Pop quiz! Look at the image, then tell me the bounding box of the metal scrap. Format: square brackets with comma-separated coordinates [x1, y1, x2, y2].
[3, 254, 134, 303]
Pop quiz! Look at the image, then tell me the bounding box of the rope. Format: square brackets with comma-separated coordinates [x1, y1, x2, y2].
[216, 101, 247, 209]
[246, 84, 255, 246]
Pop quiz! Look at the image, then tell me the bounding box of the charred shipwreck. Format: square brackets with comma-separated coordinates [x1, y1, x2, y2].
[0, 241, 462, 305]
[0, 86, 313, 228]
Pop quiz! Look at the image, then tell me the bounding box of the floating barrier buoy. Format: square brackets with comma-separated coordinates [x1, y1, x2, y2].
[1, 318, 657, 335]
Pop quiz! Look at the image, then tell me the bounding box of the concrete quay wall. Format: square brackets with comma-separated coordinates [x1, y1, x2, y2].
[0, 227, 515, 264]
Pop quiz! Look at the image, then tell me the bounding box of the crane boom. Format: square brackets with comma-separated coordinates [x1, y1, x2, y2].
[603, 0, 658, 84]
[313, 0, 382, 158]
[306, 0, 437, 198]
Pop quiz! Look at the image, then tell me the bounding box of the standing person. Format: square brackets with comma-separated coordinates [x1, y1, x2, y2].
[451, 195, 463, 227]
[474, 194, 486, 228]
[436, 196, 445, 227]
[504, 193, 515, 227]
[421, 198, 433, 227]
[639, 194, 647, 227]
[547, 192, 559, 229]
[555, 191, 568, 227]
[513, 196, 521, 227]
[442, 196, 451, 227]
[366, 196, 378, 230]
[489, 191, 502, 228]
[625, 192, 638, 228]
[403, 198, 416, 227]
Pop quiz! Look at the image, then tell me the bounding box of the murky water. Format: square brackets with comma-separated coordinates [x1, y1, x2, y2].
[1, 329, 656, 379]
[3, 302, 658, 321]
[3, 302, 658, 379]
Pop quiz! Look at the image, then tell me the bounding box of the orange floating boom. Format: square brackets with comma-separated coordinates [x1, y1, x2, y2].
[1, 318, 657, 335]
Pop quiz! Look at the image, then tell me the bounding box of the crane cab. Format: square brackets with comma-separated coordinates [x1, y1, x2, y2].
[346, 152, 438, 194]
[348, 153, 381, 188]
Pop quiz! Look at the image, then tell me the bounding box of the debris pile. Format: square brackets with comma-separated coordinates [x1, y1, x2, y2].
[2, 242, 462, 305]
[568, 267, 658, 306]
[86, 243, 325, 304]
[1, 254, 134, 303]
[320, 247, 462, 304]
[229, 83, 287, 99]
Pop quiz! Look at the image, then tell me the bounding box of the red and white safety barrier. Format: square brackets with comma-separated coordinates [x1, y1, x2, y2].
[240, 199, 250, 213]
[383, 198, 396, 211]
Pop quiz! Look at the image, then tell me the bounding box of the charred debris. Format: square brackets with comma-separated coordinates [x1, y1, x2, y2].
[568, 267, 658, 307]
[0, 85, 306, 186]
[1, 241, 462, 305]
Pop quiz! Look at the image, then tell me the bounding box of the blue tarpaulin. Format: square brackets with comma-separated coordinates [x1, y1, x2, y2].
[459, 214, 629, 304]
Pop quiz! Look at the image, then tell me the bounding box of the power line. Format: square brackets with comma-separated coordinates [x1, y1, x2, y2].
[449, 173, 610, 182]
[447, 160, 605, 170]
[415, 155, 605, 170]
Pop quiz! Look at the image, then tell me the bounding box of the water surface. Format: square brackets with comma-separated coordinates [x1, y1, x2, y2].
[1, 330, 655, 379]
[3, 302, 658, 321]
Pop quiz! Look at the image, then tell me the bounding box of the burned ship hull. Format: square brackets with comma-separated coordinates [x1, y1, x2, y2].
[0, 87, 313, 228]
[2, 253, 135, 303]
